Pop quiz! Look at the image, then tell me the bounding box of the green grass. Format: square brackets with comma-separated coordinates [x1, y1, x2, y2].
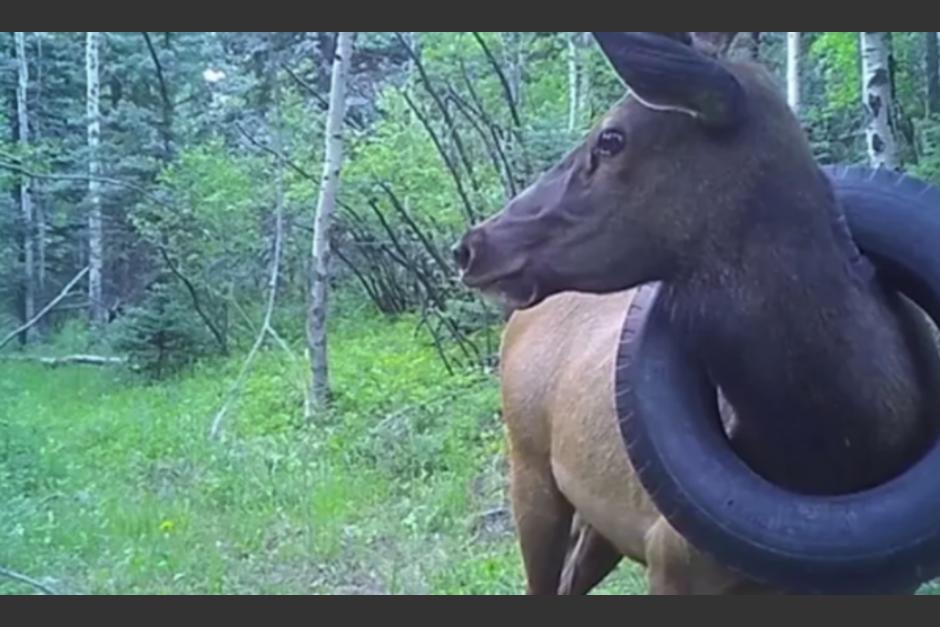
[0, 309, 645, 595]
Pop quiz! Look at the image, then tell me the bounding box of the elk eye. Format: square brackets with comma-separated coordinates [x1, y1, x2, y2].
[594, 129, 625, 157]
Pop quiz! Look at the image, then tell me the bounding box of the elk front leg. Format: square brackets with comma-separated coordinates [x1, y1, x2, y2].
[509, 454, 574, 594]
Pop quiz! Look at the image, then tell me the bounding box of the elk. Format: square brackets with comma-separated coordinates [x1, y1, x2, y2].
[453, 32, 940, 594]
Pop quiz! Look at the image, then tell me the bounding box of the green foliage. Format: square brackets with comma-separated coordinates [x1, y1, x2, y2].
[144, 138, 266, 259]
[109, 277, 219, 378]
[45, 317, 95, 354]
[344, 89, 466, 230]
[912, 116, 940, 183]
[0, 314, 582, 594]
[809, 32, 861, 115]
[802, 32, 865, 164]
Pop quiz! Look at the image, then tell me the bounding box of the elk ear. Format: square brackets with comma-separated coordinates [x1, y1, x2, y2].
[592, 31, 746, 129]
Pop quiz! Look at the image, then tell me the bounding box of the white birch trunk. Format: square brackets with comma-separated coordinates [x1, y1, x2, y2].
[567, 33, 593, 132]
[15, 32, 36, 343]
[307, 32, 353, 414]
[860, 32, 899, 170]
[567, 32, 580, 133]
[579, 32, 591, 125]
[86, 32, 105, 324]
[786, 32, 801, 116]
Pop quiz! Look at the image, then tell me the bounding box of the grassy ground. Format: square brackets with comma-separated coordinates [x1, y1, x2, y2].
[0, 308, 647, 595]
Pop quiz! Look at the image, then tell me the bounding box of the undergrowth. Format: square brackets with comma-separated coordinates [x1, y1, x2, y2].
[0, 306, 645, 594]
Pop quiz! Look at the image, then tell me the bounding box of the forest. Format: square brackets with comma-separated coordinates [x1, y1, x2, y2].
[2, 32, 940, 595]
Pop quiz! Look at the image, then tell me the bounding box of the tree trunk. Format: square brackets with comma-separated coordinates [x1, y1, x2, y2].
[142, 32, 174, 160]
[14, 33, 37, 343]
[307, 31, 353, 415]
[567, 32, 591, 133]
[32, 33, 46, 296]
[926, 32, 940, 116]
[504, 32, 523, 110]
[404, 32, 417, 77]
[567, 32, 579, 133]
[86, 32, 105, 325]
[860, 32, 900, 170]
[786, 32, 801, 115]
[579, 32, 592, 124]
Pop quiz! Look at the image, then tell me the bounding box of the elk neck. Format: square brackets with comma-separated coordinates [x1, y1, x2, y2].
[659, 166, 937, 495]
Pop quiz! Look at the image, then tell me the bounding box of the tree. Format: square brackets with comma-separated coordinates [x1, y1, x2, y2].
[567, 32, 579, 133]
[860, 32, 900, 170]
[578, 32, 591, 126]
[503, 32, 523, 109]
[567, 32, 591, 133]
[787, 32, 802, 116]
[14, 32, 36, 342]
[926, 32, 940, 116]
[33, 33, 45, 295]
[307, 32, 353, 414]
[86, 32, 105, 325]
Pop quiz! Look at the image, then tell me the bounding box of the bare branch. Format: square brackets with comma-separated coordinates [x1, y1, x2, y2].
[394, 32, 481, 197]
[467, 36, 531, 177]
[281, 62, 330, 109]
[446, 86, 517, 196]
[264, 324, 299, 363]
[210, 86, 288, 440]
[141, 32, 173, 157]
[0, 266, 89, 351]
[458, 59, 527, 186]
[233, 121, 370, 235]
[471, 32, 521, 128]
[0, 565, 58, 595]
[333, 243, 386, 309]
[377, 181, 452, 276]
[416, 305, 455, 376]
[141, 34, 171, 120]
[233, 121, 318, 183]
[157, 246, 228, 354]
[208, 228, 281, 438]
[0, 160, 161, 203]
[401, 90, 476, 223]
[1, 354, 127, 367]
[367, 199, 479, 363]
[280, 61, 366, 131]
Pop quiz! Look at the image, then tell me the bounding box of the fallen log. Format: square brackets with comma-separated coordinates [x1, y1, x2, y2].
[0, 354, 127, 367]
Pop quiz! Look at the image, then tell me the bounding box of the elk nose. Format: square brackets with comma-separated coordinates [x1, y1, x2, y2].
[452, 238, 473, 272]
[452, 230, 481, 272]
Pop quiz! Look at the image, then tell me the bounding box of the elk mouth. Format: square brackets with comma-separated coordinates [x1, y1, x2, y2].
[459, 266, 542, 310]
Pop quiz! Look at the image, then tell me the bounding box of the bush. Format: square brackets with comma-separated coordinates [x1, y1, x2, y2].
[110, 276, 219, 379]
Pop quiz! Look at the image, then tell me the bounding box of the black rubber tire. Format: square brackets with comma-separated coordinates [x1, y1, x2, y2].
[615, 164, 940, 594]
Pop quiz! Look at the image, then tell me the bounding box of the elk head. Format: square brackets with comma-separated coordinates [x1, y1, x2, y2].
[453, 32, 814, 309]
